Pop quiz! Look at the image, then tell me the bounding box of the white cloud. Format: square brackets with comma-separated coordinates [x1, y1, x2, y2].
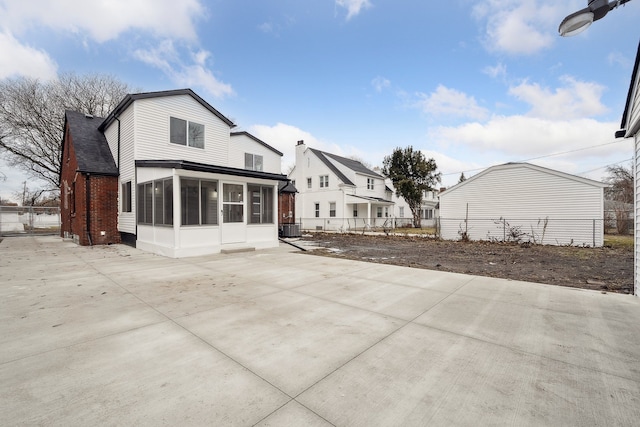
[0, 30, 57, 80]
[416, 85, 489, 120]
[0, 0, 204, 42]
[429, 115, 621, 160]
[509, 76, 608, 119]
[249, 123, 361, 174]
[472, 0, 565, 55]
[371, 76, 390, 92]
[335, 0, 372, 20]
[134, 41, 233, 99]
[483, 62, 507, 79]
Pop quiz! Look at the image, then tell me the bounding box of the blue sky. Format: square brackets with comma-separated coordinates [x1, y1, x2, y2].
[0, 0, 639, 202]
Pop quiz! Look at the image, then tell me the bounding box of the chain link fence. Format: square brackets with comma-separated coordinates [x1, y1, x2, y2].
[298, 217, 429, 234]
[0, 206, 61, 237]
[438, 217, 606, 247]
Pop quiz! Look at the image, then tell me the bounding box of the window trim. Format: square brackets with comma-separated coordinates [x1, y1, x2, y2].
[329, 202, 336, 218]
[245, 153, 264, 172]
[319, 175, 329, 188]
[170, 116, 205, 149]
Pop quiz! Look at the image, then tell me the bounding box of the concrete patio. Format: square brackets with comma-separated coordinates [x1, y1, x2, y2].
[1, 235, 639, 426]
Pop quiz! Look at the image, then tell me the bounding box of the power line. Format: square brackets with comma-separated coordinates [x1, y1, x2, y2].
[441, 139, 627, 176]
[576, 158, 632, 176]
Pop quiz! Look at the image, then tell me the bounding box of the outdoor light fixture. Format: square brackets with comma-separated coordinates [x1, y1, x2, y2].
[559, 0, 633, 36]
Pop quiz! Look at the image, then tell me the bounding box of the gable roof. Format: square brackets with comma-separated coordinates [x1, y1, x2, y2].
[617, 40, 640, 138]
[64, 110, 118, 176]
[440, 162, 606, 196]
[308, 148, 383, 186]
[99, 89, 236, 132]
[230, 131, 283, 156]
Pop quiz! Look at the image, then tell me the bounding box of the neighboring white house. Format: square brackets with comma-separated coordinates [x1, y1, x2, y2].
[616, 40, 640, 296]
[98, 89, 286, 257]
[439, 162, 607, 246]
[288, 141, 438, 230]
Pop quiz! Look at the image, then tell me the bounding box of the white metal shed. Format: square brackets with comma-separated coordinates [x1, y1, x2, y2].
[439, 163, 607, 246]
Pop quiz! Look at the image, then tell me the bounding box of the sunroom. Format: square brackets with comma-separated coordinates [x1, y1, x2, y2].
[132, 160, 286, 258]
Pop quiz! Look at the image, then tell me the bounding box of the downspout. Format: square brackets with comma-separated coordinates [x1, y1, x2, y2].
[85, 173, 92, 246]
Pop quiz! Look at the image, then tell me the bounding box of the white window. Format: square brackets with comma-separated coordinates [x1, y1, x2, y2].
[307, 177, 312, 189]
[180, 178, 217, 226]
[137, 178, 173, 226]
[319, 175, 329, 188]
[170, 117, 204, 148]
[329, 202, 336, 217]
[376, 207, 383, 218]
[244, 153, 263, 171]
[248, 184, 273, 224]
[367, 178, 375, 190]
[314, 203, 320, 218]
[399, 207, 404, 217]
[353, 206, 358, 217]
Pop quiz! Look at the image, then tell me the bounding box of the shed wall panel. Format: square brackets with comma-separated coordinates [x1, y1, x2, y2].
[439, 164, 604, 246]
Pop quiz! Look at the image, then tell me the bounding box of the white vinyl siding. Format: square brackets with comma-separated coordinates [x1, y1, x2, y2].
[133, 95, 230, 165]
[229, 133, 281, 174]
[439, 164, 606, 246]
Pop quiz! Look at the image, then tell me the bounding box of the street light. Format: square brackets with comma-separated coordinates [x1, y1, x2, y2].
[559, 0, 633, 36]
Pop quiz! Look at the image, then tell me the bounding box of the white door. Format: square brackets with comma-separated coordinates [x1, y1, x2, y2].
[221, 182, 246, 244]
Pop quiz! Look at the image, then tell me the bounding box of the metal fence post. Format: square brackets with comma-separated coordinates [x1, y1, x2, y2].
[503, 218, 506, 242]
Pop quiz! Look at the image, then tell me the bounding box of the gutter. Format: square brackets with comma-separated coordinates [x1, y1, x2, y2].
[85, 173, 92, 246]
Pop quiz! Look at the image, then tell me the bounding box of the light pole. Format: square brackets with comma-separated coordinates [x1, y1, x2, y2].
[559, 0, 633, 36]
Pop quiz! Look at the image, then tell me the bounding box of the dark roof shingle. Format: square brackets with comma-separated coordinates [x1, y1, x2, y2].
[65, 110, 118, 175]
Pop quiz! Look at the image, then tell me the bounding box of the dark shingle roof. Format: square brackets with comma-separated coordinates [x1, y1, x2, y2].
[65, 110, 118, 175]
[99, 89, 235, 132]
[308, 148, 383, 186]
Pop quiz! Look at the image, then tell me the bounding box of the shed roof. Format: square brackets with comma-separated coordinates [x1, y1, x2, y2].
[99, 89, 236, 132]
[64, 110, 118, 176]
[440, 162, 607, 197]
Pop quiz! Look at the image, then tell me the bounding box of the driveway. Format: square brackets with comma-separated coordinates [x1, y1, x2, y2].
[1, 236, 640, 426]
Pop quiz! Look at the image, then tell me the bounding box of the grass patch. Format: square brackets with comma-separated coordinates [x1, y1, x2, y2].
[604, 234, 633, 250]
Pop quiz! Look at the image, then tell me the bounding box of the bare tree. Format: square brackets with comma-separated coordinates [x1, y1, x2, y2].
[604, 163, 633, 235]
[0, 73, 134, 193]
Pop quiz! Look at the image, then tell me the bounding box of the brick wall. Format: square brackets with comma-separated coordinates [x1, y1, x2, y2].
[278, 192, 295, 225]
[60, 123, 120, 246]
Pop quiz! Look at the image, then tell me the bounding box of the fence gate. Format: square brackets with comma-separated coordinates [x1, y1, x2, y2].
[0, 206, 61, 237]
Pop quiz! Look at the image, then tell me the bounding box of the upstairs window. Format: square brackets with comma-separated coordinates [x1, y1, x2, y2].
[367, 178, 375, 190]
[170, 117, 204, 148]
[244, 153, 263, 171]
[307, 177, 312, 189]
[319, 175, 329, 188]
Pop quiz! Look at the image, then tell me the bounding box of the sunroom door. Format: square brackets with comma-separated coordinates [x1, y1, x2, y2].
[221, 183, 246, 244]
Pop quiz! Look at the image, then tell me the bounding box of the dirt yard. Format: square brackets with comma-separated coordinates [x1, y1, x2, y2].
[299, 233, 634, 294]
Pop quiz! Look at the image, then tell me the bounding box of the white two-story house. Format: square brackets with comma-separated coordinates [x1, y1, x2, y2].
[61, 89, 287, 257]
[287, 141, 440, 231]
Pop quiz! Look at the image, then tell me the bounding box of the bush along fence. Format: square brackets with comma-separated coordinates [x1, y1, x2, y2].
[439, 216, 606, 247]
[0, 206, 61, 236]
